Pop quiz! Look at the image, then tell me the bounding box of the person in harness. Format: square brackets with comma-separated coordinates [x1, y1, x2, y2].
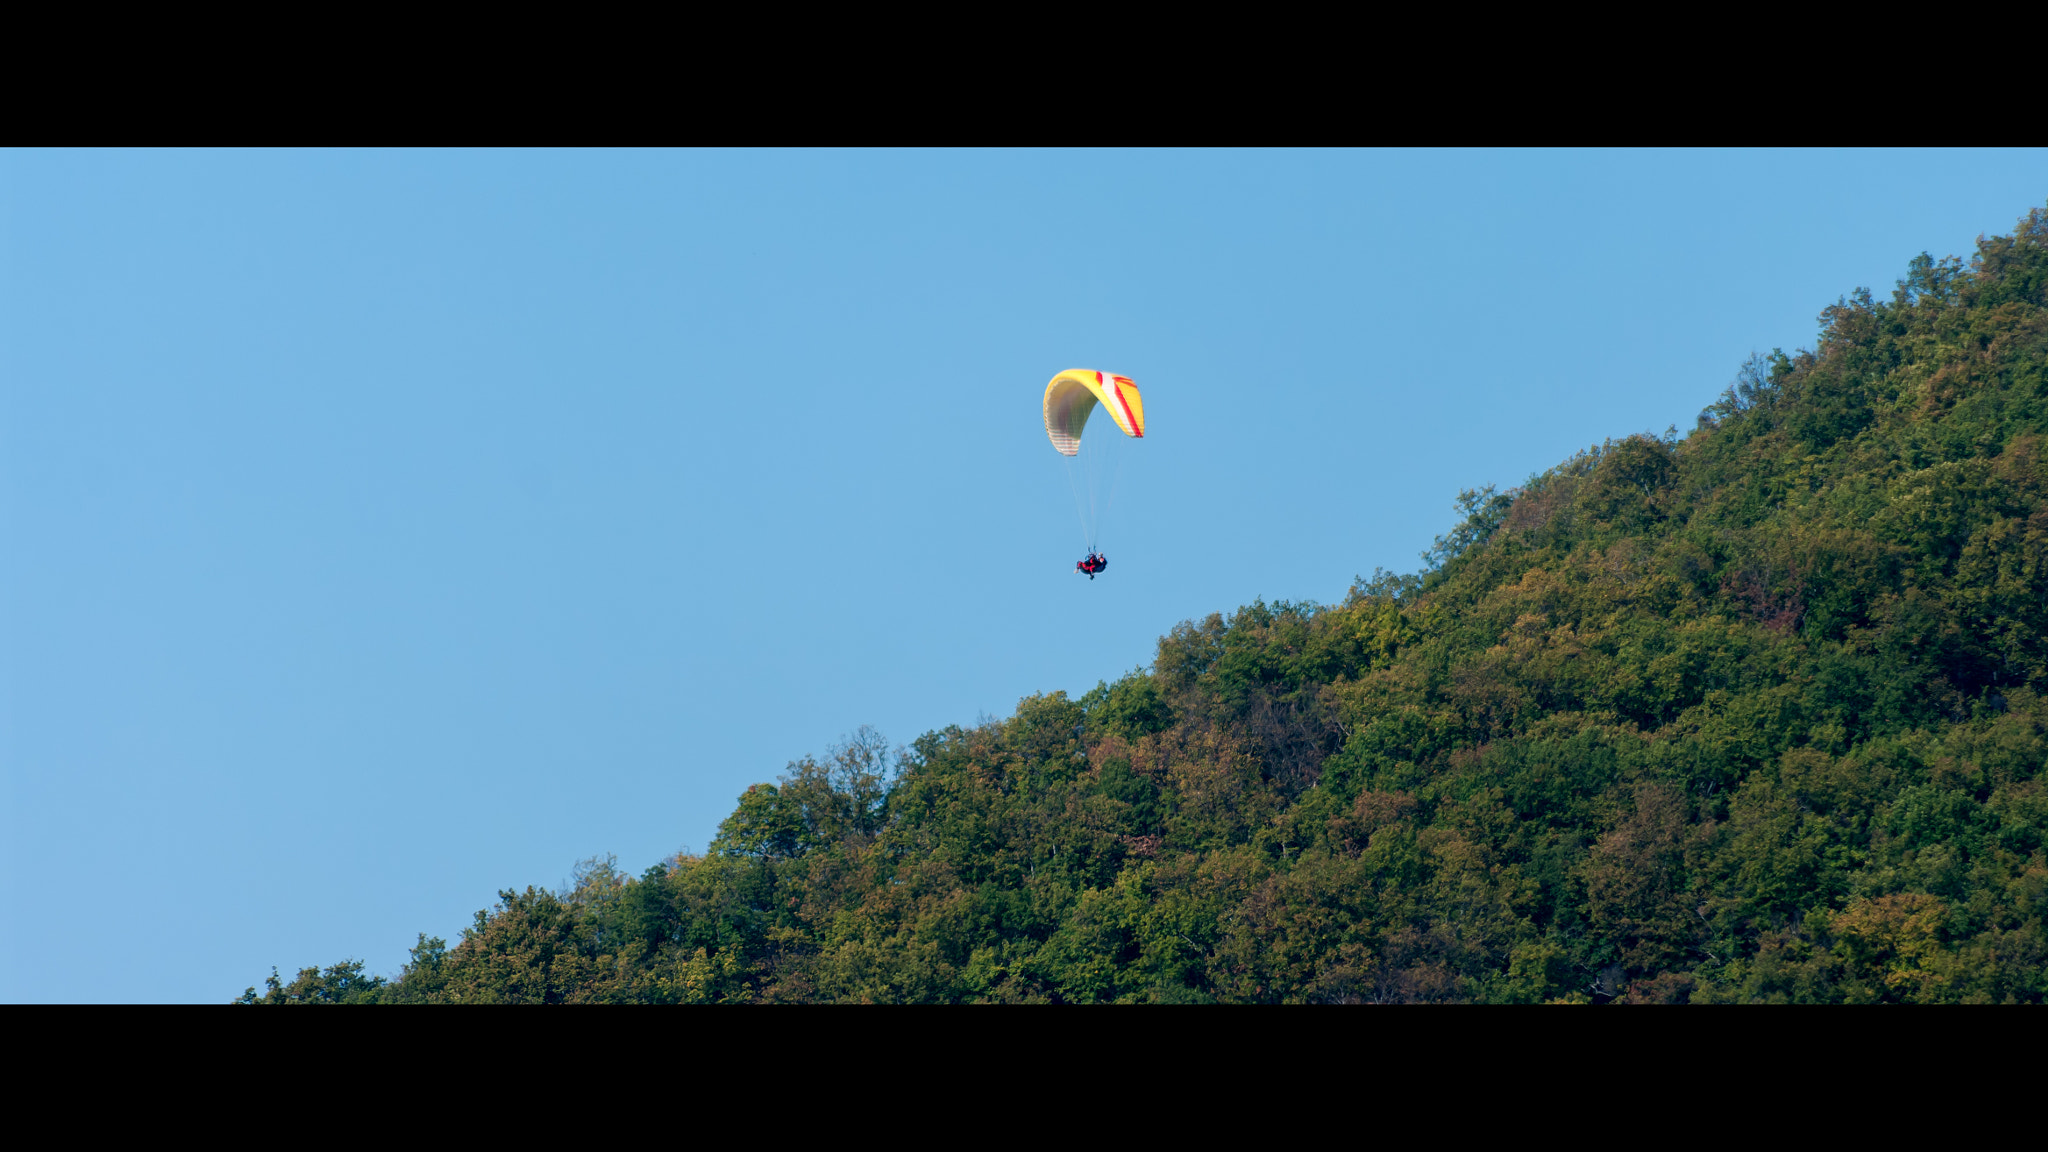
[1075, 552, 1108, 579]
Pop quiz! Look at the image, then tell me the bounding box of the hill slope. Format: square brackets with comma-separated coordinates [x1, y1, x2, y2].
[249, 206, 2048, 1004]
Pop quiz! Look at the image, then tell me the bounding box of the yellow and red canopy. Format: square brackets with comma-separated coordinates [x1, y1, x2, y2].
[1043, 369, 1145, 456]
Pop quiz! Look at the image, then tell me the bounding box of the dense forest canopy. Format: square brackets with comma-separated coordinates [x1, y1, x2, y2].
[247, 206, 2048, 1004]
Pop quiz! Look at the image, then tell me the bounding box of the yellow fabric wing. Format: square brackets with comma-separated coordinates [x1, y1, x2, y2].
[1043, 370, 1145, 456]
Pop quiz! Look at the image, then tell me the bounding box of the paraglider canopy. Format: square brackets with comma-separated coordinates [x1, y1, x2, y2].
[1044, 370, 1145, 456]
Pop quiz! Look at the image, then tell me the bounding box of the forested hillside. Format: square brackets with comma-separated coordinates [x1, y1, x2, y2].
[247, 206, 2048, 1004]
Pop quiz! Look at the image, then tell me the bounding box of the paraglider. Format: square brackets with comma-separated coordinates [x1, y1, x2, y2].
[1044, 370, 1144, 579]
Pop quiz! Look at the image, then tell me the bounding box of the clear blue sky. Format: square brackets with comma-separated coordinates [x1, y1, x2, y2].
[4, 149, 2043, 1002]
